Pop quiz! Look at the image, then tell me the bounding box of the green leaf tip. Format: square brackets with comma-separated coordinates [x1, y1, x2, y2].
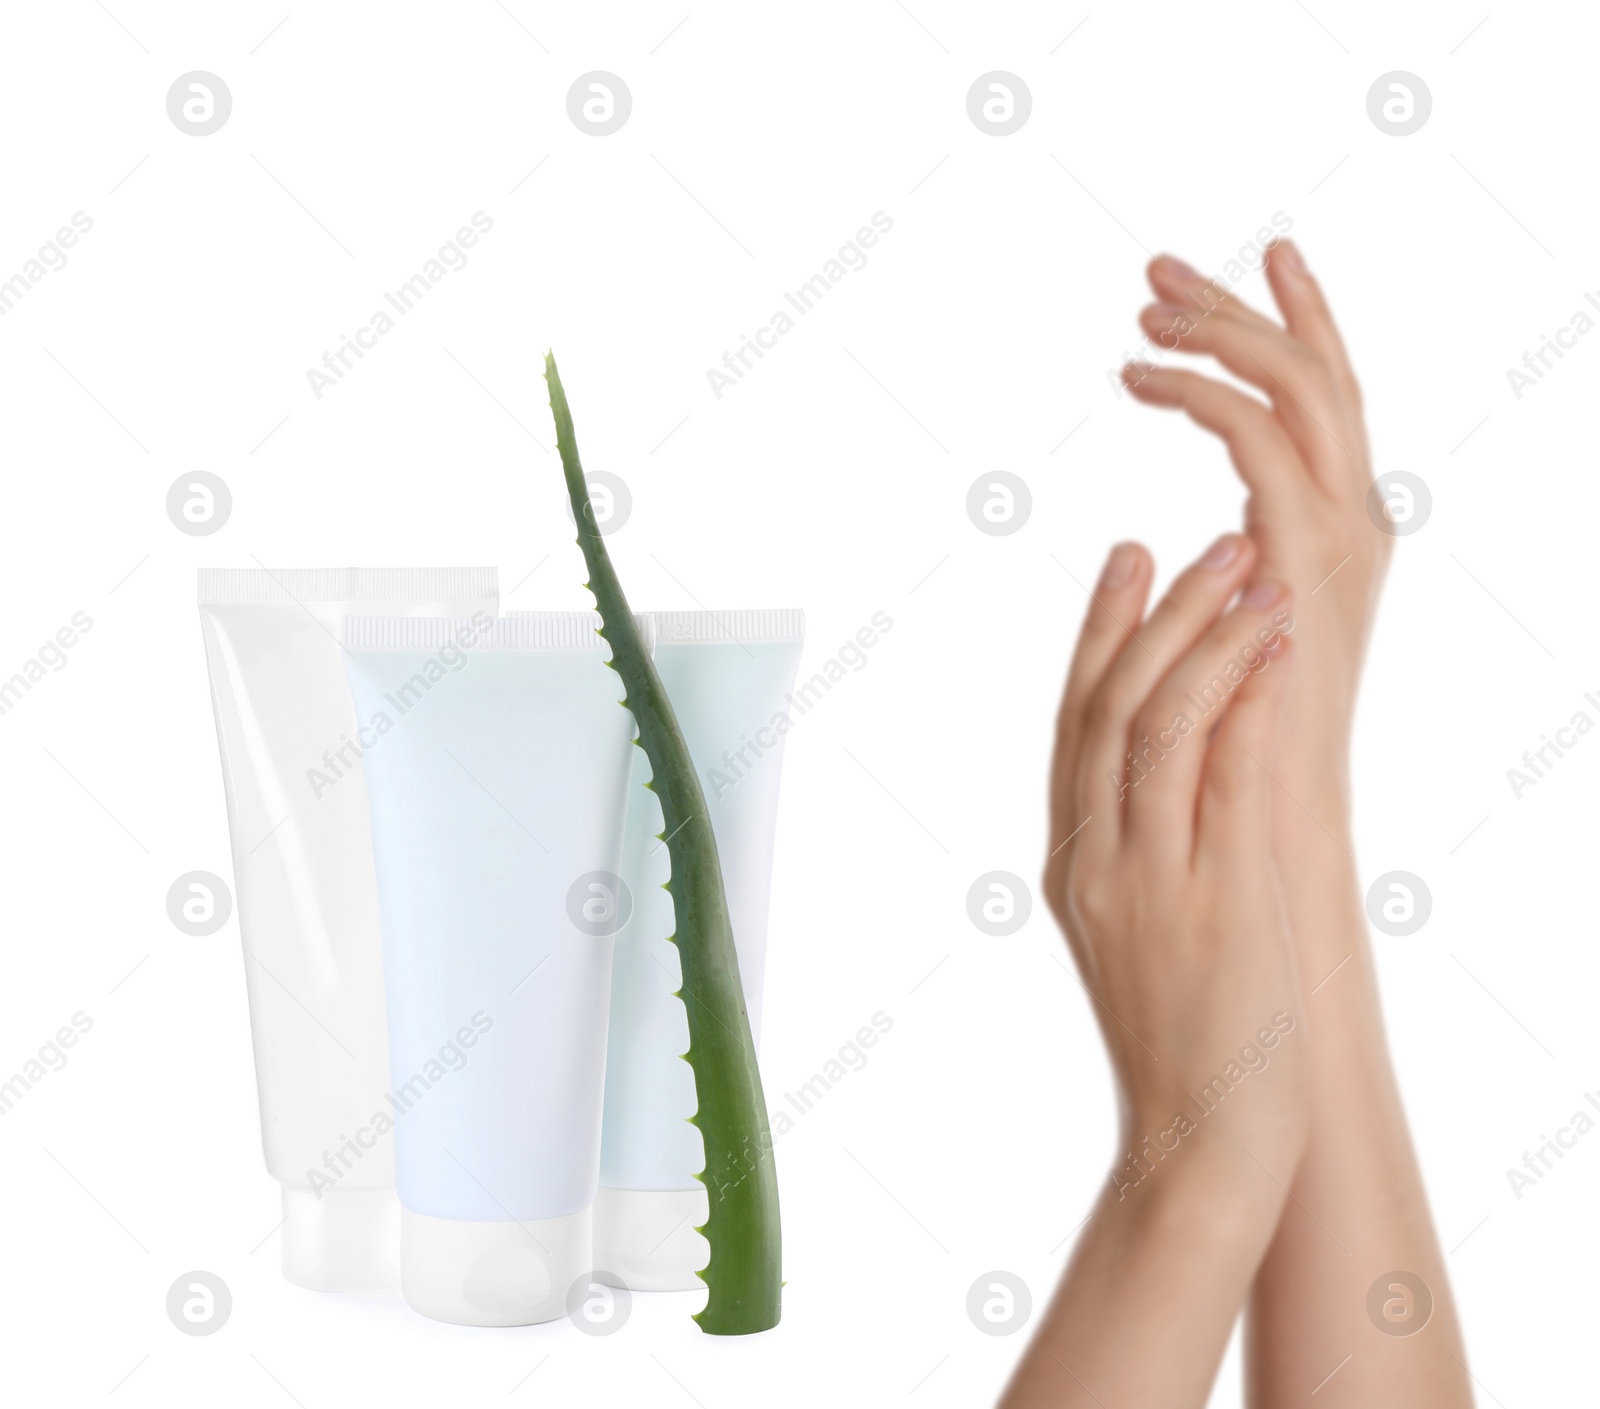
[542, 352, 782, 1335]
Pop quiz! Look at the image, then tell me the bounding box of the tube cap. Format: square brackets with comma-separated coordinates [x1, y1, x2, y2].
[401, 1206, 591, 1326]
[593, 1186, 710, 1292]
[280, 1186, 401, 1292]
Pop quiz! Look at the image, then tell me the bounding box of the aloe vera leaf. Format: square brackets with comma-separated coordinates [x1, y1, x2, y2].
[543, 352, 781, 1335]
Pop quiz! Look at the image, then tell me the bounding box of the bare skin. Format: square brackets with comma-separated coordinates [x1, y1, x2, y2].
[1127, 241, 1472, 1406]
[1002, 243, 1472, 1406]
[1004, 533, 1306, 1405]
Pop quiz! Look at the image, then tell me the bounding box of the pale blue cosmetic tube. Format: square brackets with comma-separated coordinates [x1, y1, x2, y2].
[584, 608, 806, 1290]
[342, 611, 637, 1326]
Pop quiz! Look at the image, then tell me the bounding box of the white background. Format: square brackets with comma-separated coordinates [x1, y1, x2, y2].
[1, 2, 1594, 1404]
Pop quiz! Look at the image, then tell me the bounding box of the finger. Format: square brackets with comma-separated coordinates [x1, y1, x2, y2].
[1265, 240, 1363, 420]
[1147, 254, 1281, 336]
[1197, 631, 1294, 856]
[1049, 542, 1152, 866]
[1075, 533, 1257, 832]
[1120, 363, 1310, 517]
[1122, 579, 1293, 856]
[1154, 246, 1364, 428]
[1137, 300, 1353, 489]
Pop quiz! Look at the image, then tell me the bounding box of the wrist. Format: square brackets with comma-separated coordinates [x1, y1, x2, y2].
[1110, 1104, 1298, 1220]
[1104, 1129, 1291, 1258]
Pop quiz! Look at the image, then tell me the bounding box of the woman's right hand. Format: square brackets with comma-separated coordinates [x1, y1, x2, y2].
[1122, 241, 1388, 826]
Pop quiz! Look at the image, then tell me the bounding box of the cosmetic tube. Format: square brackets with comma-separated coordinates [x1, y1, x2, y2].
[591, 608, 805, 1291]
[342, 612, 637, 1326]
[198, 568, 499, 1291]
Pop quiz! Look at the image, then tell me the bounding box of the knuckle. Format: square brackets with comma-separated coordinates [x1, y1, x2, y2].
[1082, 681, 1132, 741]
[1132, 696, 1182, 756]
[1200, 394, 1250, 437]
[1069, 868, 1116, 931]
[1204, 751, 1252, 809]
[1156, 309, 1199, 349]
[1192, 284, 1234, 320]
[1298, 354, 1338, 404]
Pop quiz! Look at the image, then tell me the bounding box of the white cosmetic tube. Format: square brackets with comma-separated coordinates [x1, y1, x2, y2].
[198, 568, 499, 1292]
[591, 608, 805, 1291]
[341, 612, 637, 1326]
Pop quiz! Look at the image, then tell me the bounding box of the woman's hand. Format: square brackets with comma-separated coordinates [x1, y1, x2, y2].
[1004, 534, 1307, 1408]
[1115, 244, 1474, 1408]
[1045, 531, 1307, 1178]
[1122, 241, 1388, 822]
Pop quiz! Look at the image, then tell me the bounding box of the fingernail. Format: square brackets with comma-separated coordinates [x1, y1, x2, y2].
[1275, 240, 1306, 276]
[1243, 578, 1287, 609]
[1099, 542, 1139, 589]
[1121, 361, 1154, 385]
[1158, 255, 1202, 282]
[1200, 534, 1243, 570]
